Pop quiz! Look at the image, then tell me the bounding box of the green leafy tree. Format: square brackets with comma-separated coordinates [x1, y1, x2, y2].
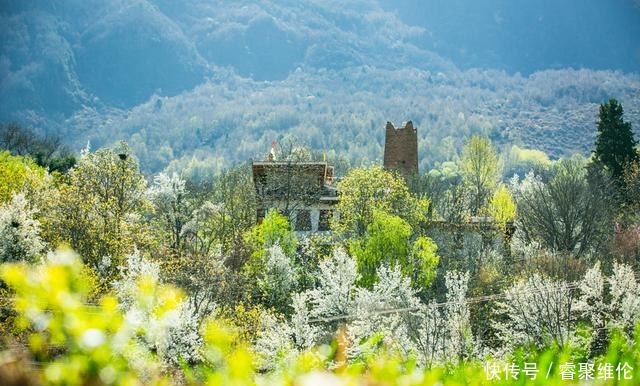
[351, 210, 439, 288]
[0, 151, 45, 203]
[409, 235, 440, 289]
[503, 145, 552, 179]
[209, 164, 257, 262]
[165, 165, 256, 279]
[334, 166, 428, 237]
[487, 184, 516, 232]
[244, 209, 298, 309]
[460, 136, 500, 215]
[593, 98, 638, 185]
[43, 143, 149, 282]
[351, 210, 411, 287]
[245, 209, 297, 260]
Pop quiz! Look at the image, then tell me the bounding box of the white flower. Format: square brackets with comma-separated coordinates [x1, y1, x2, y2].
[0, 193, 45, 263]
[81, 329, 106, 349]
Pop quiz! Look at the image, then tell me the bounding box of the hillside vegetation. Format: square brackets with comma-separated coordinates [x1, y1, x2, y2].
[1, 0, 639, 174]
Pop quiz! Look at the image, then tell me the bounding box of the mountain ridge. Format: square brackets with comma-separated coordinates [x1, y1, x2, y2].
[1, 0, 639, 174]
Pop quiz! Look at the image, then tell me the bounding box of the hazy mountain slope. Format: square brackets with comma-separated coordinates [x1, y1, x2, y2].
[149, 0, 452, 77]
[74, 1, 209, 107]
[382, 0, 640, 74]
[0, 0, 210, 115]
[0, 5, 88, 120]
[1, 0, 639, 175]
[1, 0, 449, 118]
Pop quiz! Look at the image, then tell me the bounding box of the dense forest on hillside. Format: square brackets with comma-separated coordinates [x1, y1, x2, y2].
[2, 0, 639, 177]
[78, 67, 640, 176]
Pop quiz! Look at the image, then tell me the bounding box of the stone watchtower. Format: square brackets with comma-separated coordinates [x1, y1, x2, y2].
[383, 121, 418, 176]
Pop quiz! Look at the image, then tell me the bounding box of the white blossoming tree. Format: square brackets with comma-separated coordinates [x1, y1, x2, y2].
[147, 172, 191, 256]
[305, 248, 359, 334]
[575, 261, 608, 354]
[0, 193, 45, 263]
[497, 274, 574, 350]
[577, 261, 640, 351]
[444, 271, 475, 361]
[255, 248, 476, 368]
[259, 243, 298, 312]
[113, 251, 205, 366]
[412, 302, 447, 366]
[254, 310, 296, 371]
[255, 248, 358, 369]
[180, 201, 223, 259]
[609, 262, 640, 332]
[290, 292, 320, 350]
[348, 264, 423, 360]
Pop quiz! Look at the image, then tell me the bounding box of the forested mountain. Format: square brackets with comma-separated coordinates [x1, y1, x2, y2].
[1, 0, 639, 174]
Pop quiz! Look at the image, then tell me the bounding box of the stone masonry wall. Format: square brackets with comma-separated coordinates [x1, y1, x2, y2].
[383, 120, 418, 176]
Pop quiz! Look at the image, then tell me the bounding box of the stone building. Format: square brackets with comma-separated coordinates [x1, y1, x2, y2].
[252, 160, 337, 233]
[383, 120, 418, 176]
[252, 120, 417, 233]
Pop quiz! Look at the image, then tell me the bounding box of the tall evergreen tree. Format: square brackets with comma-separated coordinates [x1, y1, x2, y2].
[593, 98, 638, 184]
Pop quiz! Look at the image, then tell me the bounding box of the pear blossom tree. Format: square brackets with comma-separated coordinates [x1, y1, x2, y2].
[497, 274, 574, 350]
[147, 172, 192, 256]
[0, 193, 45, 263]
[113, 251, 206, 366]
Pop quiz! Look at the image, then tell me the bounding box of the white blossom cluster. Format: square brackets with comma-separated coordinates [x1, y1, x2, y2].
[113, 251, 205, 366]
[255, 248, 474, 369]
[577, 261, 640, 344]
[443, 271, 475, 360]
[147, 173, 186, 204]
[497, 260, 640, 356]
[0, 193, 45, 263]
[254, 241, 640, 371]
[497, 274, 574, 350]
[259, 243, 297, 309]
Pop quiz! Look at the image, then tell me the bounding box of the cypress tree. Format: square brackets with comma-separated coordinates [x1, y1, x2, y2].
[593, 98, 638, 184]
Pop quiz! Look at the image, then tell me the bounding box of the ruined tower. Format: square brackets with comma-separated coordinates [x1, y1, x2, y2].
[383, 121, 418, 176]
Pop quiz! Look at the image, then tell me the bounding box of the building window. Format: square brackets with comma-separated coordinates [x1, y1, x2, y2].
[295, 209, 312, 231]
[318, 209, 333, 231]
[256, 208, 265, 223]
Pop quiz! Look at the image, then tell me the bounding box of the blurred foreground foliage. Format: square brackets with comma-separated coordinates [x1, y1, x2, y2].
[1, 249, 638, 386]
